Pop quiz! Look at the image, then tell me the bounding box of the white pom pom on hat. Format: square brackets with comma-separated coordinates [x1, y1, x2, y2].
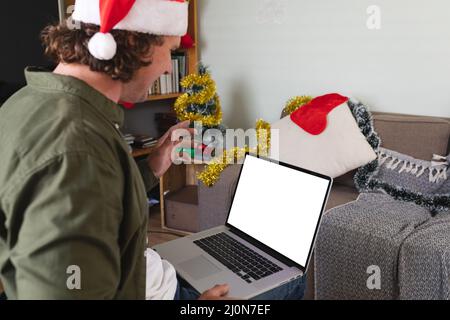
[88, 32, 117, 60]
[72, 0, 189, 61]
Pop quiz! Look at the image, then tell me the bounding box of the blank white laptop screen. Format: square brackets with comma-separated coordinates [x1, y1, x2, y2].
[227, 155, 330, 267]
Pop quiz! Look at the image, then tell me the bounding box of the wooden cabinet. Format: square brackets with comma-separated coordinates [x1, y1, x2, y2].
[159, 163, 206, 235]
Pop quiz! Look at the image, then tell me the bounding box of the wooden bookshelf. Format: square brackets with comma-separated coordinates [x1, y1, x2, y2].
[185, 0, 199, 84]
[148, 93, 182, 101]
[132, 146, 157, 158]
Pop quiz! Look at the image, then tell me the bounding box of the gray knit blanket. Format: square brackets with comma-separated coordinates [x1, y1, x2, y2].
[315, 193, 450, 300]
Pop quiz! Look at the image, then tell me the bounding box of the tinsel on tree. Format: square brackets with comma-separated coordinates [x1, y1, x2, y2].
[174, 64, 225, 132]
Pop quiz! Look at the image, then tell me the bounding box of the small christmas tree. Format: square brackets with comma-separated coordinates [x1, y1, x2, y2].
[174, 64, 226, 160]
[174, 64, 224, 131]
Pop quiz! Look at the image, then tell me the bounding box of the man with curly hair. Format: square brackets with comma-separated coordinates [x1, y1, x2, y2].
[0, 0, 237, 300]
[0, 0, 307, 301]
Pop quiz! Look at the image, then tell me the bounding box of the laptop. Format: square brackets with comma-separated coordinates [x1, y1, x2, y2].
[153, 153, 333, 299]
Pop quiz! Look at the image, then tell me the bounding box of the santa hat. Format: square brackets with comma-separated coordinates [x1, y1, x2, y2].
[72, 0, 189, 60]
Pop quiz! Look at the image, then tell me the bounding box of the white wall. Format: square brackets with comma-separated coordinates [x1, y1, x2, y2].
[199, 0, 450, 129]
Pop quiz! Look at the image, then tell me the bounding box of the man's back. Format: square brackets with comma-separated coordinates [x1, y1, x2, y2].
[0, 68, 148, 299]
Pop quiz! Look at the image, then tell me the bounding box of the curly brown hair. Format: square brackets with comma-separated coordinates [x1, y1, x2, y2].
[40, 22, 164, 82]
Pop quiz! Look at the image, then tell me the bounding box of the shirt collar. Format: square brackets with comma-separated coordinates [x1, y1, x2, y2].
[24, 67, 124, 127]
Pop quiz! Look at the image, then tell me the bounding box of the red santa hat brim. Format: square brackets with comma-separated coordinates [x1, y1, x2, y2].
[72, 0, 189, 36]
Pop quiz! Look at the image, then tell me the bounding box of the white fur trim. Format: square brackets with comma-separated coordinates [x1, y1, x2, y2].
[88, 32, 117, 60]
[72, 0, 188, 36]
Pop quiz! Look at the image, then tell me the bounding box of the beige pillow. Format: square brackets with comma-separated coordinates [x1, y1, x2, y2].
[269, 102, 377, 178]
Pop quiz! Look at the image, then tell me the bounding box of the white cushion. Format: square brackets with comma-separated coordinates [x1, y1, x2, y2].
[269, 102, 377, 178]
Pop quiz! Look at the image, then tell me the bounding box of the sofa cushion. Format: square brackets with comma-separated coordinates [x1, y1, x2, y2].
[325, 185, 359, 212]
[335, 113, 450, 188]
[373, 113, 450, 160]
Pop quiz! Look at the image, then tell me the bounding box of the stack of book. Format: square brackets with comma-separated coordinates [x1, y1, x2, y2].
[149, 53, 187, 96]
[134, 135, 158, 149]
[123, 134, 135, 146]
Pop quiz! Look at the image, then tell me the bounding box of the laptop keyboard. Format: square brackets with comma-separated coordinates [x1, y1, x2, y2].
[193, 232, 283, 284]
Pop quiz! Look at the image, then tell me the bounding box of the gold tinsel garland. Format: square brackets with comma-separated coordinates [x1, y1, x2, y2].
[255, 119, 271, 157]
[173, 73, 222, 127]
[197, 95, 312, 187]
[197, 119, 271, 187]
[282, 95, 313, 116]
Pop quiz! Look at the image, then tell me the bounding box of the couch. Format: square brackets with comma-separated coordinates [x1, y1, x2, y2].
[197, 111, 450, 299]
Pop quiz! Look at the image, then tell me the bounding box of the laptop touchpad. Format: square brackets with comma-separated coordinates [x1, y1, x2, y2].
[179, 256, 221, 280]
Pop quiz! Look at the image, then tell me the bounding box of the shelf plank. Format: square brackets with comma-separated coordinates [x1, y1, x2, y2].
[162, 226, 192, 236]
[132, 147, 156, 158]
[148, 93, 182, 101]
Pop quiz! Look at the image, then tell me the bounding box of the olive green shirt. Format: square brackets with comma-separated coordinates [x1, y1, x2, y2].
[0, 67, 159, 299]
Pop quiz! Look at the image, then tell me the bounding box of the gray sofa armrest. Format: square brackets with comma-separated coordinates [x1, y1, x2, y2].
[197, 164, 242, 231]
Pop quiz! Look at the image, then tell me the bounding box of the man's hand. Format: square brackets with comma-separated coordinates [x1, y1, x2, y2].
[198, 284, 230, 300]
[147, 120, 193, 178]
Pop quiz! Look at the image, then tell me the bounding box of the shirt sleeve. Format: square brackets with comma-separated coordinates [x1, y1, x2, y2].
[145, 248, 177, 300]
[3, 152, 124, 299]
[136, 158, 160, 193]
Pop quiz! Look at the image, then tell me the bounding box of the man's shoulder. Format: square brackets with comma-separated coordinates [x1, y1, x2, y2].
[1, 86, 94, 152]
[0, 86, 127, 189]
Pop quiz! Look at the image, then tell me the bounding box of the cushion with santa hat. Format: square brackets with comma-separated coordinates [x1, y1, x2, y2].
[269, 93, 377, 178]
[72, 0, 190, 60]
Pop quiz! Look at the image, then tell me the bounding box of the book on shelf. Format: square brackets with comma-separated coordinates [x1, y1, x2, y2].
[133, 135, 158, 149]
[123, 133, 136, 146]
[137, 141, 158, 148]
[148, 52, 187, 96]
[172, 52, 187, 92]
[171, 60, 176, 94]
